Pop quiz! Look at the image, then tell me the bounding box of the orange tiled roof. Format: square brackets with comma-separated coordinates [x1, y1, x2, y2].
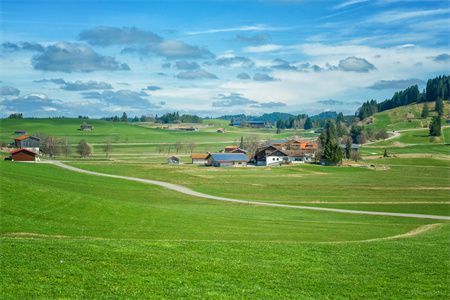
[14, 134, 30, 141]
[191, 153, 209, 159]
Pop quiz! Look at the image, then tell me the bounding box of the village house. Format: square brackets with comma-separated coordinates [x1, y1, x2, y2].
[80, 123, 94, 131]
[206, 153, 248, 167]
[191, 153, 209, 165]
[10, 148, 38, 162]
[216, 128, 225, 133]
[255, 138, 319, 166]
[14, 135, 40, 153]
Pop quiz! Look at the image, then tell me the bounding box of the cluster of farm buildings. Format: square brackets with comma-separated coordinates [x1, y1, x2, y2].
[4, 131, 41, 161]
[187, 138, 319, 167]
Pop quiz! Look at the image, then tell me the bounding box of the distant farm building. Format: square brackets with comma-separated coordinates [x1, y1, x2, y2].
[14, 135, 40, 153]
[191, 153, 209, 165]
[10, 148, 37, 162]
[14, 130, 27, 135]
[80, 123, 94, 131]
[167, 156, 180, 164]
[231, 120, 267, 128]
[206, 153, 248, 167]
[216, 128, 225, 133]
[178, 126, 198, 132]
[223, 145, 247, 154]
[340, 143, 360, 152]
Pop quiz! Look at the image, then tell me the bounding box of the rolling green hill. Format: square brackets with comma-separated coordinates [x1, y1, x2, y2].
[1, 161, 449, 298]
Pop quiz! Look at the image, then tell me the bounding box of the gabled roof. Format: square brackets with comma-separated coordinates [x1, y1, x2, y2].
[14, 135, 40, 141]
[191, 153, 209, 159]
[268, 149, 288, 157]
[14, 134, 30, 141]
[209, 153, 248, 162]
[225, 145, 238, 149]
[11, 148, 37, 155]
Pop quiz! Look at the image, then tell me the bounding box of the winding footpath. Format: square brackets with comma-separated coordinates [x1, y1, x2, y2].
[45, 161, 450, 221]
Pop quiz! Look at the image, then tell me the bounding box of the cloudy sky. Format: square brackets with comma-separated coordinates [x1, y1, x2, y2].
[1, 0, 449, 118]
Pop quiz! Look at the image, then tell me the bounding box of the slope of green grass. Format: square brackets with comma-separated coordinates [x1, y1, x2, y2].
[0, 118, 315, 146]
[68, 158, 450, 216]
[1, 161, 449, 298]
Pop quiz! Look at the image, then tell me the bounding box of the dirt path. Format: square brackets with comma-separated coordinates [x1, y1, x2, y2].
[43, 161, 450, 221]
[3, 223, 443, 243]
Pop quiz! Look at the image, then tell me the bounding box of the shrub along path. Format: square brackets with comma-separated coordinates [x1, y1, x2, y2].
[44, 160, 450, 221]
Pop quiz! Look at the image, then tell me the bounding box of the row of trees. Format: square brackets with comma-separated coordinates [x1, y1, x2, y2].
[156, 112, 202, 124]
[358, 75, 449, 120]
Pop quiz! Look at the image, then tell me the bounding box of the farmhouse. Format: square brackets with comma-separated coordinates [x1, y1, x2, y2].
[14, 130, 27, 135]
[80, 123, 94, 131]
[216, 128, 225, 133]
[255, 138, 319, 165]
[191, 153, 209, 165]
[14, 135, 40, 152]
[206, 153, 248, 167]
[10, 148, 37, 162]
[340, 143, 360, 152]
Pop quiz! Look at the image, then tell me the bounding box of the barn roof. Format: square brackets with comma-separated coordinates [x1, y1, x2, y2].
[14, 135, 40, 141]
[11, 148, 37, 155]
[209, 153, 248, 162]
[191, 153, 209, 159]
[14, 134, 30, 141]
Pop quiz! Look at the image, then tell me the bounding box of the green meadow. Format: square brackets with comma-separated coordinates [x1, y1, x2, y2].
[1, 108, 449, 298]
[1, 161, 449, 298]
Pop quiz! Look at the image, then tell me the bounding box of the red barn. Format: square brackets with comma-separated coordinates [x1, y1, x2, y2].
[11, 148, 37, 162]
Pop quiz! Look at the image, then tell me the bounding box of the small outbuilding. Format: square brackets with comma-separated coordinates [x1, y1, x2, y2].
[80, 124, 94, 131]
[14, 130, 27, 135]
[216, 128, 225, 133]
[167, 156, 180, 164]
[10, 148, 37, 162]
[191, 153, 209, 165]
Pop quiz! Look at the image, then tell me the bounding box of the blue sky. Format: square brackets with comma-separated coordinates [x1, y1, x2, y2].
[1, 0, 449, 117]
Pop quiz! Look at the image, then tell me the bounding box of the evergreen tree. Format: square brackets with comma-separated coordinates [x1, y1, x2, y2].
[304, 117, 313, 130]
[319, 120, 342, 164]
[421, 103, 429, 118]
[239, 136, 244, 149]
[121, 112, 128, 122]
[344, 137, 352, 159]
[383, 149, 389, 157]
[429, 116, 441, 136]
[336, 112, 344, 124]
[435, 98, 444, 117]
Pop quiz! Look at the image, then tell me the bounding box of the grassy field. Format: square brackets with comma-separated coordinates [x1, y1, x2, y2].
[0, 118, 314, 145]
[1, 161, 449, 298]
[1, 109, 449, 298]
[67, 157, 450, 216]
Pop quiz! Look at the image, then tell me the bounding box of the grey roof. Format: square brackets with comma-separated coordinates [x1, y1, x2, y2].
[270, 139, 288, 144]
[210, 153, 248, 162]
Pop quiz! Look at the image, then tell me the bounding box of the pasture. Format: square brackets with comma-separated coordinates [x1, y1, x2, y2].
[1, 111, 449, 298]
[1, 161, 449, 298]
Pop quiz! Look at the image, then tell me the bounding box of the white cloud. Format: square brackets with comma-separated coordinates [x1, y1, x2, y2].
[367, 8, 450, 23]
[187, 25, 288, 35]
[243, 44, 285, 53]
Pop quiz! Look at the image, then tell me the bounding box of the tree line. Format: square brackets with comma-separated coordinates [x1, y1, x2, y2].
[358, 75, 449, 120]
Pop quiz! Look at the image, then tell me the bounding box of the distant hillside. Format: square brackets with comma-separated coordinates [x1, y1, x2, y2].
[218, 111, 340, 124]
[358, 74, 449, 120]
[310, 111, 338, 120]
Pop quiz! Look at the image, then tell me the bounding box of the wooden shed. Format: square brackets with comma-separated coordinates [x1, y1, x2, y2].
[11, 148, 37, 162]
